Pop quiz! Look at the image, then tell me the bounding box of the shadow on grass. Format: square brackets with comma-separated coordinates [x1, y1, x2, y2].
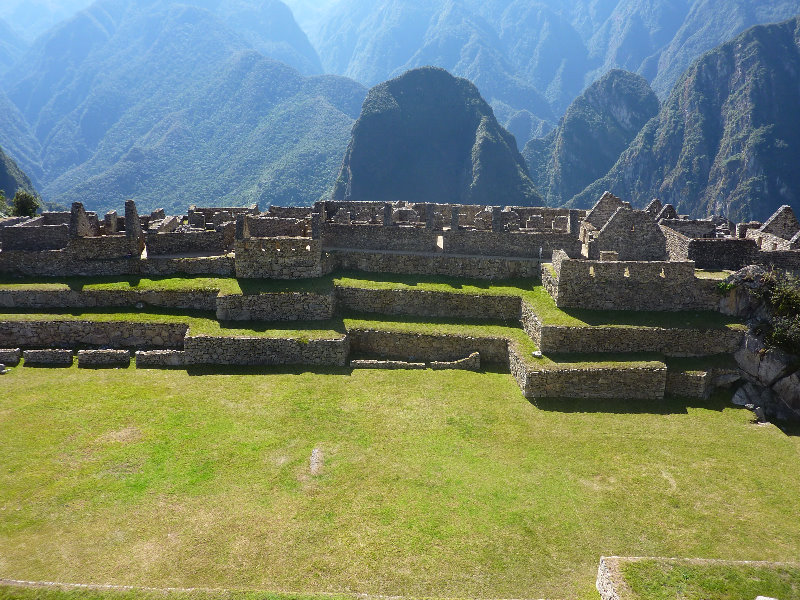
[531, 392, 735, 416]
[186, 364, 354, 377]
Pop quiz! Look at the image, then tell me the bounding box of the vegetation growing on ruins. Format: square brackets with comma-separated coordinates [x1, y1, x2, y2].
[2, 367, 800, 599]
[621, 559, 800, 600]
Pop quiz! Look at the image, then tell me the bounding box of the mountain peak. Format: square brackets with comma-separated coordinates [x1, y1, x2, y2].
[333, 66, 543, 206]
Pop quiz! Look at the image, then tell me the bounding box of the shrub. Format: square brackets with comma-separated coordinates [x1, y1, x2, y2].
[11, 190, 41, 217]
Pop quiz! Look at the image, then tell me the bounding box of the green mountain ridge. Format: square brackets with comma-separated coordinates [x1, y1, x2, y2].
[569, 16, 800, 222]
[524, 69, 660, 207]
[0, 0, 365, 214]
[312, 0, 800, 149]
[0, 145, 35, 202]
[332, 66, 542, 206]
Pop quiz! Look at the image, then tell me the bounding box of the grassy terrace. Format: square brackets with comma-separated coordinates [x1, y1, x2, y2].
[0, 310, 345, 340]
[0, 271, 746, 331]
[621, 559, 800, 600]
[1, 368, 799, 600]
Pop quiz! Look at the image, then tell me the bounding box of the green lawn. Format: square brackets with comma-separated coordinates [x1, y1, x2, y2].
[1, 368, 799, 600]
[0, 587, 356, 600]
[621, 559, 800, 600]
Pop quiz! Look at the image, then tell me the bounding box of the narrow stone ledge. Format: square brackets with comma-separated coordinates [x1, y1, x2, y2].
[23, 349, 73, 366]
[350, 359, 426, 370]
[430, 352, 481, 371]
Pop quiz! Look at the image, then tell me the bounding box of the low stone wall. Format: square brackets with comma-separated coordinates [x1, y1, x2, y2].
[431, 352, 480, 371]
[184, 335, 349, 366]
[0, 320, 188, 349]
[135, 350, 187, 368]
[334, 286, 521, 320]
[23, 349, 73, 365]
[665, 370, 709, 399]
[443, 229, 581, 259]
[0, 289, 217, 311]
[329, 249, 540, 280]
[509, 345, 667, 400]
[348, 329, 509, 365]
[536, 323, 744, 357]
[0, 348, 21, 366]
[322, 223, 439, 252]
[350, 359, 426, 370]
[216, 293, 335, 321]
[77, 349, 131, 368]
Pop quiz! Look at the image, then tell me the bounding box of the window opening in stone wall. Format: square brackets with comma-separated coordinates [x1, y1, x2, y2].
[437, 235, 444, 251]
[589, 265, 595, 277]
[624, 267, 630, 278]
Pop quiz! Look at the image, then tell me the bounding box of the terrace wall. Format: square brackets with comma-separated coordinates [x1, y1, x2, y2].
[0, 320, 187, 349]
[215, 293, 335, 321]
[328, 249, 540, 280]
[348, 329, 509, 365]
[335, 287, 521, 320]
[184, 335, 349, 366]
[509, 345, 667, 400]
[0, 288, 217, 311]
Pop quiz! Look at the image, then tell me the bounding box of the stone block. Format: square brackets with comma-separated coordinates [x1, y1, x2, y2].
[135, 350, 187, 368]
[0, 348, 21, 366]
[23, 349, 73, 366]
[78, 349, 131, 368]
[430, 352, 480, 371]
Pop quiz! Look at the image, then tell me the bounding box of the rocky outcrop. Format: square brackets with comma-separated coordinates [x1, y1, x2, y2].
[332, 67, 543, 207]
[734, 333, 800, 421]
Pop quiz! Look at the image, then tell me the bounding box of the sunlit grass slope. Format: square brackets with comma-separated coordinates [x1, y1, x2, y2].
[1, 367, 799, 599]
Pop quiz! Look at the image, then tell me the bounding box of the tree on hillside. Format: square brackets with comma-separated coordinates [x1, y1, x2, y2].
[0, 190, 8, 216]
[11, 190, 40, 217]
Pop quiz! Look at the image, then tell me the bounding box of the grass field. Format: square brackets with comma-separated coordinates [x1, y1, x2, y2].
[621, 559, 800, 599]
[2, 367, 799, 599]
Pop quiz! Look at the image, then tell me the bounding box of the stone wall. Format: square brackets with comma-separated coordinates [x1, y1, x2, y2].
[0, 289, 218, 311]
[135, 350, 187, 368]
[184, 335, 349, 366]
[535, 322, 744, 357]
[1, 222, 69, 251]
[509, 345, 667, 400]
[0, 348, 21, 365]
[329, 249, 540, 280]
[77, 349, 131, 367]
[334, 287, 521, 320]
[0, 320, 187, 349]
[23, 349, 73, 365]
[546, 252, 719, 311]
[145, 228, 232, 256]
[322, 223, 439, 252]
[687, 238, 758, 270]
[268, 206, 312, 219]
[665, 370, 709, 399]
[234, 237, 324, 279]
[442, 229, 580, 258]
[216, 293, 335, 321]
[246, 215, 307, 238]
[659, 219, 716, 238]
[140, 255, 235, 276]
[348, 329, 509, 364]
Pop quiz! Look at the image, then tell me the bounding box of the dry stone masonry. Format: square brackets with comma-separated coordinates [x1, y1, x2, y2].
[1, 196, 798, 407]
